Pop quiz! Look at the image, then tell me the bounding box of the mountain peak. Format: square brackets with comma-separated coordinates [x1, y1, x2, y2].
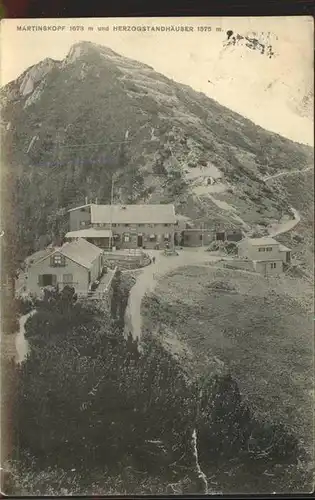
[64, 41, 120, 65]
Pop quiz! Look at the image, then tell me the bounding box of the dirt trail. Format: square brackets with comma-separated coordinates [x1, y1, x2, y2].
[262, 168, 309, 236]
[124, 249, 224, 340]
[263, 166, 312, 182]
[268, 207, 301, 237]
[15, 310, 36, 364]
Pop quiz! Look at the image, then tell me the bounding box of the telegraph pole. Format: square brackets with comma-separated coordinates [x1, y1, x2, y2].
[109, 174, 114, 251]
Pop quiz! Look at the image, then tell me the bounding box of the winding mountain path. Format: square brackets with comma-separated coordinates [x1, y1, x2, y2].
[124, 249, 225, 340]
[263, 165, 312, 182]
[267, 207, 301, 237]
[263, 167, 312, 236]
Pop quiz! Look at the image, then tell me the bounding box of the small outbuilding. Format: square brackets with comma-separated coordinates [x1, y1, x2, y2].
[237, 236, 292, 276]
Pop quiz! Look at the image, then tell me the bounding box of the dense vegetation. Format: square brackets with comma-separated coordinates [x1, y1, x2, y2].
[3, 277, 310, 495]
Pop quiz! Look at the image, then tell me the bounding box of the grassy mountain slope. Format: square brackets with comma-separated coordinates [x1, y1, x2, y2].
[0, 41, 313, 261]
[142, 265, 314, 451]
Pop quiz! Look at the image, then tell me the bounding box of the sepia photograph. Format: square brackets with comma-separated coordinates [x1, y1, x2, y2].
[0, 16, 314, 495]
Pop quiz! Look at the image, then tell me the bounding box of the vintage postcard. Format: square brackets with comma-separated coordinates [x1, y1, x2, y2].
[0, 16, 314, 495]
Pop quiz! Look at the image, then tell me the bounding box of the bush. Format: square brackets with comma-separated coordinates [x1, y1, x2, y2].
[257, 219, 269, 227]
[292, 234, 304, 243]
[225, 242, 237, 255]
[206, 241, 221, 252]
[13, 297, 32, 315]
[207, 280, 237, 292]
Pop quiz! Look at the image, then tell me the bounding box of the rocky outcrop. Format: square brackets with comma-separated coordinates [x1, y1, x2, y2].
[24, 79, 47, 108]
[19, 58, 56, 96]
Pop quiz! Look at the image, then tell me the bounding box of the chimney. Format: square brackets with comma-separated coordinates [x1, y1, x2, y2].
[95, 198, 98, 205]
[85, 196, 88, 205]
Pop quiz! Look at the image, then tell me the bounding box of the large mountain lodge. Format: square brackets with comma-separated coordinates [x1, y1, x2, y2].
[66, 203, 177, 250]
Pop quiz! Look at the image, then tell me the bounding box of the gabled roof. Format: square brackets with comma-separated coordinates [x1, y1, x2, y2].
[68, 204, 91, 212]
[176, 214, 191, 222]
[34, 239, 102, 269]
[60, 239, 102, 268]
[90, 204, 176, 224]
[279, 243, 291, 252]
[245, 237, 279, 246]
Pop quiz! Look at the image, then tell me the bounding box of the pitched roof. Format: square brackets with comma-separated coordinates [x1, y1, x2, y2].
[60, 239, 102, 268]
[246, 237, 279, 246]
[68, 204, 91, 212]
[279, 243, 291, 252]
[91, 204, 176, 224]
[176, 214, 191, 221]
[65, 229, 112, 238]
[34, 239, 102, 269]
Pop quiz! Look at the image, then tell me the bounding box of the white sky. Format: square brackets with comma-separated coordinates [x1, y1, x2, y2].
[1, 17, 314, 144]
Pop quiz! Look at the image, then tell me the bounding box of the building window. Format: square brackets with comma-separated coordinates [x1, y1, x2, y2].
[51, 254, 65, 267]
[266, 247, 273, 252]
[124, 234, 130, 242]
[124, 223, 130, 227]
[199, 234, 203, 241]
[164, 223, 170, 227]
[164, 233, 170, 241]
[63, 274, 73, 284]
[138, 223, 145, 227]
[258, 247, 266, 252]
[39, 274, 57, 286]
[80, 221, 88, 227]
[112, 223, 117, 227]
[271, 262, 277, 269]
[149, 234, 156, 241]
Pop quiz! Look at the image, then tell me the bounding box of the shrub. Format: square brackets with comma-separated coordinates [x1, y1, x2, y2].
[207, 280, 237, 292]
[15, 298, 34, 316]
[257, 219, 269, 227]
[292, 234, 304, 243]
[225, 242, 237, 255]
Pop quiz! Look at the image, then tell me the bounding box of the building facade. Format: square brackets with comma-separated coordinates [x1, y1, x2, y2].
[27, 239, 103, 296]
[215, 228, 243, 242]
[182, 228, 214, 247]
[252, 259, 285, 276]
[67, 203, 177, 250]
